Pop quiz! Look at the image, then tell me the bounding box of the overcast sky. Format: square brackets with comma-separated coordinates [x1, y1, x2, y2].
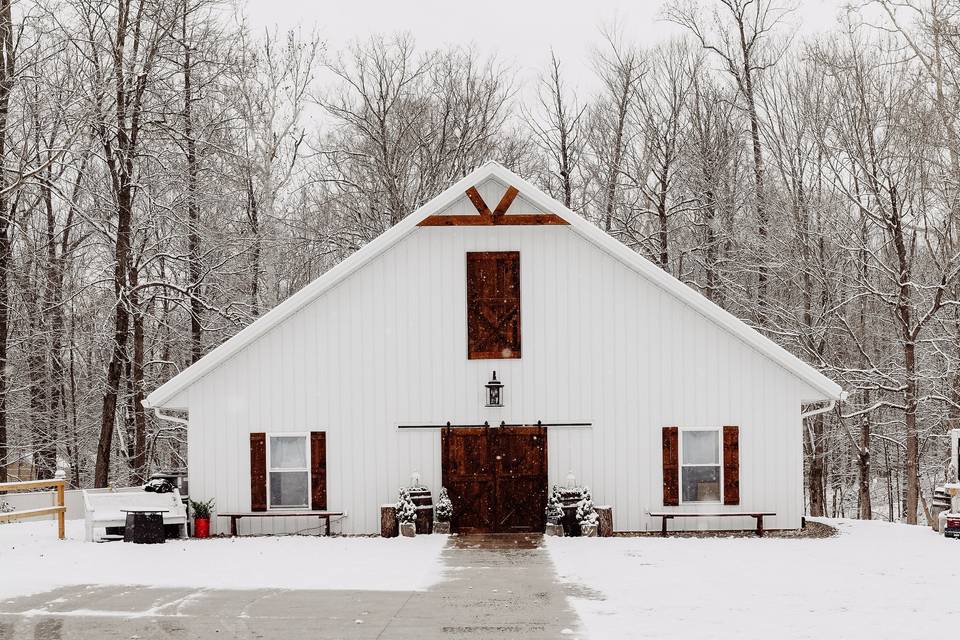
[243, 0, 853, 95]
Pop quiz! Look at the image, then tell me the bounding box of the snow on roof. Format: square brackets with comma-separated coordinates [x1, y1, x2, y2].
[145, 162, 843, 409]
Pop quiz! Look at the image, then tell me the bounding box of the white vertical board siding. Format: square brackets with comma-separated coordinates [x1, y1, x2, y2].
[186, 224, 813, 534]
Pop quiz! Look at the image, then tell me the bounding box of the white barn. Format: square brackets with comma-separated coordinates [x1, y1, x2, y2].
[144, 162, 843, 536]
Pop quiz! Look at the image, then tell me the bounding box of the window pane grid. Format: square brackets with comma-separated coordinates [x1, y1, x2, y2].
[680, 429, 722, 504]
[268, 435, 310, 509]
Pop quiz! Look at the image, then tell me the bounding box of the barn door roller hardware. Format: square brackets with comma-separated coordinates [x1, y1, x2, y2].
[398, 420, 592, 429]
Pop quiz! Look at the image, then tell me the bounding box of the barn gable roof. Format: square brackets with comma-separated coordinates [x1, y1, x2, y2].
[145, 162, 842, 409]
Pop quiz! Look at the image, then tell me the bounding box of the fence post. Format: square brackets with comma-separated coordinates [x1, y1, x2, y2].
[56, 480, 65, 540]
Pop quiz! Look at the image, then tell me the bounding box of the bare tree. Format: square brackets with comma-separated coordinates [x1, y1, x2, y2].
[524, 50, 585, 209]
[667, 0, 794, 326]
[586, 27, 643, 234]
[65, 0, 178, 487]
[0, 0, 15, 484]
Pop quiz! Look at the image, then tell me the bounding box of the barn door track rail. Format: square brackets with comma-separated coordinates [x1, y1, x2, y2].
[398, 420, 592, 429]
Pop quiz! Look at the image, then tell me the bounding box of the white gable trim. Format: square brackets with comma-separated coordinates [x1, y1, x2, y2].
[145, 162, 842, 409]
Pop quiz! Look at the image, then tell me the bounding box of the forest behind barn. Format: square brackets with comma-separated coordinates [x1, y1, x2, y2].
[1, 0, 957, 525]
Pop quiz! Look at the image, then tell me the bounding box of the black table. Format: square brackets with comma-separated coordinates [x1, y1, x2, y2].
[121, 509, 169, 544]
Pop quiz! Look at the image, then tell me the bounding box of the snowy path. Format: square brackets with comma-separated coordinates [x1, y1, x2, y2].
[547, 518, 960, 640]
[0, 529, 582, 639]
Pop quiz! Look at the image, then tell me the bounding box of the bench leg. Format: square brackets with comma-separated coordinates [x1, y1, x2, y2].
[230, 516, 238, 537]
[756, 515, 764, 537]
[324, 516, 331, 537]
[661, 516, 667, 537]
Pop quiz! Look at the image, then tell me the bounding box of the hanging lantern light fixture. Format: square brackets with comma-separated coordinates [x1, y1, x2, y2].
[485, 371, 504, 407]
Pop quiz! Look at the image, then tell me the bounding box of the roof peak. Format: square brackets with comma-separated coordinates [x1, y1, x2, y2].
[145, 162, 841, 409]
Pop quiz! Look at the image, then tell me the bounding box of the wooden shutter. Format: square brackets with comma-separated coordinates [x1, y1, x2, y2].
[723, 426, 740, 505]
[466, 251, 521, 359]
[310, 431, 327, 510]
[250, 432, 267, 511]
[662, 426, 679, 506]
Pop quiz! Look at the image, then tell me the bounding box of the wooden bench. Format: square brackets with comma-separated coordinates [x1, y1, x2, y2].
[648, 511, 776, 537]
[218, 511, 344, 537]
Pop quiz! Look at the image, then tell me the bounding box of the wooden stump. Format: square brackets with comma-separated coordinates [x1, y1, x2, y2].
[381, 505, 397, 538]
[596, 506, 613, 537]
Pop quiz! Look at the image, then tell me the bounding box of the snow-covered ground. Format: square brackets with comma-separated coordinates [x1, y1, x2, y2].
[0, 519, 446, 600]
[548, 519, 959, 640]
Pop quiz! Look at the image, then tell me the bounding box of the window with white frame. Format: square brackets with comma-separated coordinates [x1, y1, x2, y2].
[268, 435, 309, 509]
[681, 429, 721, 503]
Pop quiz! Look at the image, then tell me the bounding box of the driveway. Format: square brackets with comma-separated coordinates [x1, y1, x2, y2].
[0, 534, 583, 639]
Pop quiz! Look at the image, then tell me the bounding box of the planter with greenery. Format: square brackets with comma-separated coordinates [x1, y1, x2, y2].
[544, 486, 565, 536]
[190, 498, 215, 539]
[434, 487, 453, 534]
[396, 488, 417, 537]
[576, 488, 599, 537]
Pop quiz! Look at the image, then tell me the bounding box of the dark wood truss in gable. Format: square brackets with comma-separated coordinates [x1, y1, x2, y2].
[417, 184, 568, 227]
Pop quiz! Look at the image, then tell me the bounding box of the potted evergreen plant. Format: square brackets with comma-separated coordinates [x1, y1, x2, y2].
[189, 498, 215, 539]
[576, 488, 599, 537]
[434, 487, 453, 534]
[544, 486, 565, 536]
[396, 488, 417, 537]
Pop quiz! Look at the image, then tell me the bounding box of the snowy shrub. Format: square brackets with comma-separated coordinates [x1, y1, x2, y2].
[545, 486, 564, 524]
[576, 488, 598, 526]
[435, 487, 453, 522]
[0, 499, 12, 514]
[396, 488, 417, 524]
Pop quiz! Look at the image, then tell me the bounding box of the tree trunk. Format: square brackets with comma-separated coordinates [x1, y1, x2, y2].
[184, 1, 202, 363]
[27, 303, 53, 478]
[903, 339, 919, 524]
[657, 167, 669, 271]
[858, 413, 872, 520]
[703, 189, 719, 304]
[737, 23, 767, 326]
[807, 413, 827, 517]
[603, 102, 627, 234]
[0, 0, 14, 485]
[94, 186, 133, 487]
[129, 265, 147, 484]
[884, 438, 894, 521]
[247, 174, 261, 316]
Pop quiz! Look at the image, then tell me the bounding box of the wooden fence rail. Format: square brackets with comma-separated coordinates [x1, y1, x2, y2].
[0, 479, 66, 539]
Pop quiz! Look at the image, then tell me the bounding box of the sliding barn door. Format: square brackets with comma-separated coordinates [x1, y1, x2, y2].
[442, 426, 547, 533]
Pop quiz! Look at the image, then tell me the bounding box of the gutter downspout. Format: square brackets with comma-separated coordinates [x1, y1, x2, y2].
[800, 391, 847, 420]
[801, 400, 835, 420]
[151, 406, 189, 429]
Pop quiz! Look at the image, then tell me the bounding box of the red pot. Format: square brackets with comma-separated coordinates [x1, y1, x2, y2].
[194, 517, 210, 539]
